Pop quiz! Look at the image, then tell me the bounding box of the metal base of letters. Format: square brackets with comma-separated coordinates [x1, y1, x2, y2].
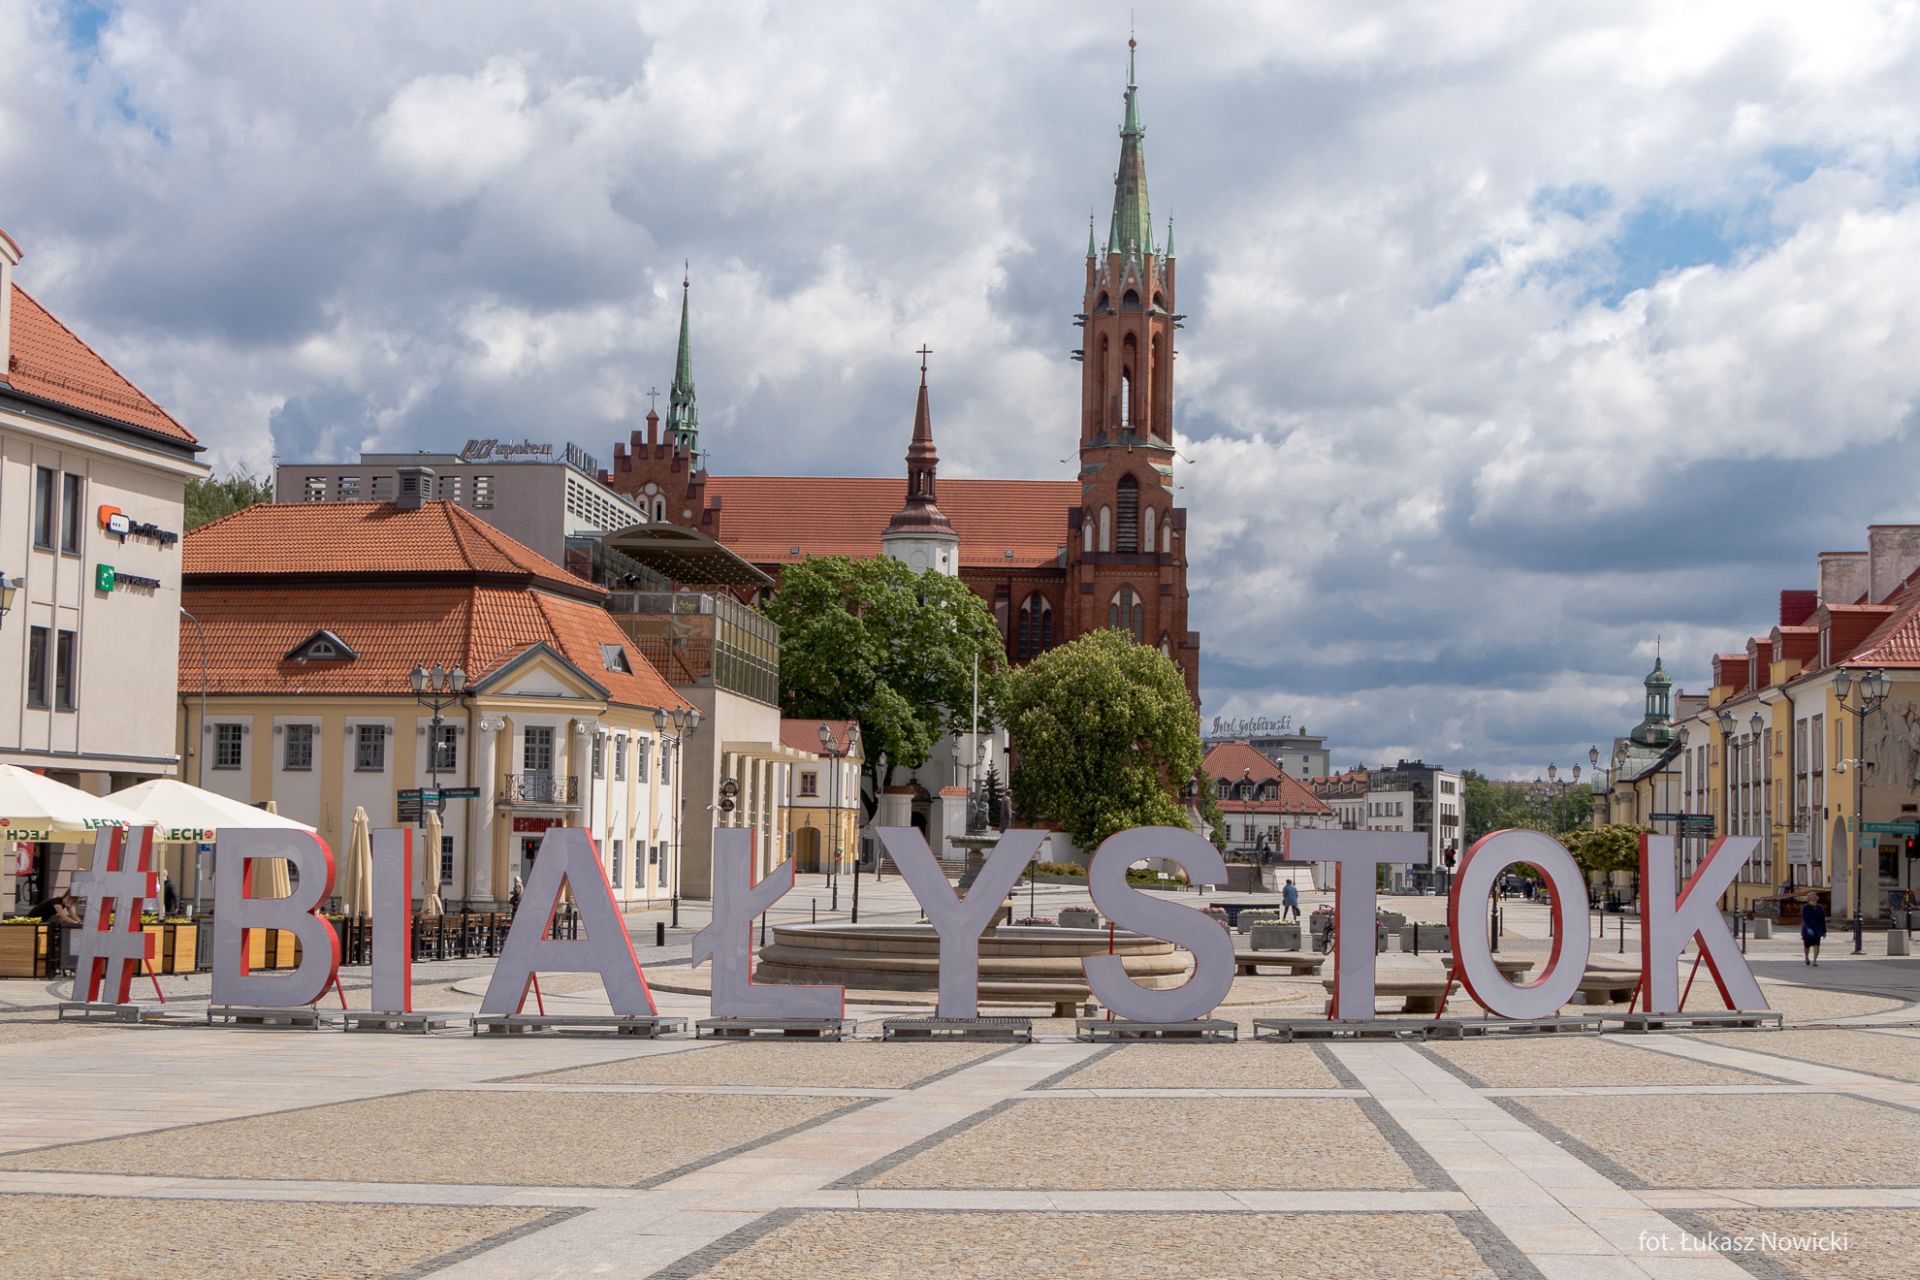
[696, 1016, 854, 1040]
[207, 1005, 345, 1030]
[57, 1001, 154, 1024]
[881, 1016, 1033, 1043]
[1076, 1017, 1238, 1042]
[471, 1014, 686, 1037]
[1252, 1018, 1425, 1042]
[345, 1010, 470, 1034]
[1607, 1010, 1783, 1034]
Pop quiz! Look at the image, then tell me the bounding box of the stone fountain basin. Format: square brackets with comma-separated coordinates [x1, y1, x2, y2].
[753, 922, 1191, 1010]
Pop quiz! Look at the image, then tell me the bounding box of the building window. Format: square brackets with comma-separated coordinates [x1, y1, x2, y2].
[33, 467, 56, 548]
[53, 629, 76, 709]
[1098, 505, 1112, 552]
[799, 770, 819, 798]
[611, 839, 624, 887]
[660, 739, 672, 785]
[371, 474, 395, 501]
[1116, 475, 1139, 551]
[613, 736, 626, 781]
[474, 476, 495, 509]
[637, 738, 650, 781]
[440, 837, 454, 886]
[1108, 587, 1143, 641]
[1017, 593, 1054, 662]
[26, 626, 49, 707]
[593, 734, 605, 778]
[431, 724, 458, 773]
[524, 725, 553, 775]
[337, 475, 361, 499]
[284, 724, 314, 771]
[355, 724, 386, 771]
[213, 723, 244, 770]
[1142, 505, 1156, 555]
[61, 474, 84, 553]
[303, 476, 327, 501]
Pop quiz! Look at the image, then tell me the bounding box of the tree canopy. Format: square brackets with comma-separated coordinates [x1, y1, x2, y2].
[186, 468, 274, 529]
[1560, 824, 1645, 879]
[1462, 770, 1592, 840]
[1001, 628, 1202, 851]
[760, 556, 1006, 792]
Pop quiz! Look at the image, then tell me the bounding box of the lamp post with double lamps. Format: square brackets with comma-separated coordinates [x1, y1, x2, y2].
[818, 723, 860, 914]
[409, 664, 467, 900]
[653, 706, 701, 929]
[1833, 666, 1889, 954]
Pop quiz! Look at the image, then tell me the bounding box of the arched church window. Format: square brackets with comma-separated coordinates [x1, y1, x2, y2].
[1161, 522, 1171, 553]
[1083, 518, 1093, 554]
[1142, 505, 1156, 555]
[1016, 593, 1054, 662]
[1119, 373, 1132, 428]
[1116, 476, 1139, 551]
[1098, 506, 1112, 553]
[653, 496, 666, 522]
[1122, 289, 1140, 310]
[1108, 586, 1143, 641]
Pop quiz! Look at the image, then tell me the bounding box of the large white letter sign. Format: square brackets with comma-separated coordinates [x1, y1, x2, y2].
[1640, 834, 1767, 1013]
[70, 826, 158, 1004]
[876, 826, 1045, 1019]
[693, 828, 842, 1019]
[370, 828, 414, 1014]
[480, 827, 655, 1016]
[1448, 830, 1589, 1019]
[1083, 827, 1235, 1023]
[1286, 829, 1424, 1020]
[213, 828, 342, 1008]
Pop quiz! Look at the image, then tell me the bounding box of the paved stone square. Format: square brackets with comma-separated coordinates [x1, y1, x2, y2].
[1424, 1036, 1782, 1088]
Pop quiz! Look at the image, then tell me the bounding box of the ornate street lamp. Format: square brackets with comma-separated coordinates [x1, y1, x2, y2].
[409, 664, 467, 898]
[655, 705, 701, 928]
[1833, 666, 1889, 952]
[818, 722, 860, 915]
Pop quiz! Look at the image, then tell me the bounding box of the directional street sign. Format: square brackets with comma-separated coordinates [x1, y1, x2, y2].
[440, 787, 481, 800]
[1862, 821, 1920, 835]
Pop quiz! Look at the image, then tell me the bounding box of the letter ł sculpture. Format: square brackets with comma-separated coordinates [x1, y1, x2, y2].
[693, 828, 843, 1019]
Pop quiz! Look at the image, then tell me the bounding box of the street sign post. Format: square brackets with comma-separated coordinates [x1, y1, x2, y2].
[1862, 821, 1920, 835]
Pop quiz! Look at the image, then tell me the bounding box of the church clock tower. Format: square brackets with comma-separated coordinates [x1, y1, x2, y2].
[1065, 39, 1197, 699]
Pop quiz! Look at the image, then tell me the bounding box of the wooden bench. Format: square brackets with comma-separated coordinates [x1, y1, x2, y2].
[1319, 973, 1459, 1014]
[1236, 951, 1325, 977]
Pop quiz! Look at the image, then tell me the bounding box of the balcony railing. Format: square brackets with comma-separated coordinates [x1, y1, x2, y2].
[501, 774, 580, 807]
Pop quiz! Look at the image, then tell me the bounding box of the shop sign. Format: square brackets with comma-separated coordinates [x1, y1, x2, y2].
[95, 565, 162, 592]
[96, 504, 179, 547]
[460, 438, 554, 463]
[512, 816, 560, 833]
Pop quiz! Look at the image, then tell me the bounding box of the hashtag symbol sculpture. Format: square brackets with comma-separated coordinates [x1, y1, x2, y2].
[70, 825, 159, 1005]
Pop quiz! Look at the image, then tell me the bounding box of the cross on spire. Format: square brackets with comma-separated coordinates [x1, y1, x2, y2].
[916, 344, 932, 381]
[646, 387, 660, 412]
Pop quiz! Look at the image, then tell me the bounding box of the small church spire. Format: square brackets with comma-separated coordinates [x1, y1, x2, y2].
[1088, 212, 1097, 259]
[881, 345, 958, 573]
[1109, 37, 1152, 264]
[666, 264, 701, 464]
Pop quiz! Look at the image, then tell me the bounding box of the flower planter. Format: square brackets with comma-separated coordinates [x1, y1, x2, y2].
[1249, 923, 1301, 952]
[1059, 909, 1101, 929]
[0, 922, 48, 978]
[1400, 924, 1450, 953]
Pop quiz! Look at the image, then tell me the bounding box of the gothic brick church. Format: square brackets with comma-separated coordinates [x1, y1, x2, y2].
[601, 43, 1199, 700]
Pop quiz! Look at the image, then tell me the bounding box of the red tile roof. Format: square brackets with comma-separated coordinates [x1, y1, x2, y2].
[705, 476, 1076, 570]
[1203, 741, 1283, 784]
[1219, 790, 1336, 817]
[779, 718, 862, 756]
[179, 583, 687, 711]
[1838, 577, 1920, 668]
[4, 285, 196, 444]
[1824, 604, 1896, 664]
[185, 501, 598, 599]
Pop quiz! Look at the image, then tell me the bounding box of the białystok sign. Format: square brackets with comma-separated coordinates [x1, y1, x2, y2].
[68, 821, 1771, 1022]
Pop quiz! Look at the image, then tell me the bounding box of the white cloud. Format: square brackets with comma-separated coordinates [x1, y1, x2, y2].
[375, 58, 537, 205]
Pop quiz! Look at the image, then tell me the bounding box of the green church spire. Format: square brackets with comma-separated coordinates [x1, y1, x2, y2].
[1109, 37, 1153, 264]
[667, 265, 700, 462]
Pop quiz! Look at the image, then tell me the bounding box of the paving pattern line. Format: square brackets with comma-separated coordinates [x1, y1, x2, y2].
[427, 1040, 1104, 1279]
[1620, 1032, 1920, 1105]
[774, 1187, 1478, 1212]
[1636, 1187, 1920, 1210]
[0, 1168, 633, 1207]
[1329, 1041, 1754, 1280]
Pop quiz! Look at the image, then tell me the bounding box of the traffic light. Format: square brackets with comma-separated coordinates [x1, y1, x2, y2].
[1443, 844, 1457, 869]
[1905, 835, 1918, 859]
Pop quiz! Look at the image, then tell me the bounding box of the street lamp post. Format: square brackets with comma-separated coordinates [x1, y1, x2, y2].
[1833, 666, 1889, 954]
[410, 665, 468, 894]
[818, 723, 860, 915]
[654, 706, 701, 930]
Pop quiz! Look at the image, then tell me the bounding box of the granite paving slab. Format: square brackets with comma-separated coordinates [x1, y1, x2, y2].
[511, 1040, 1003, 1089]
[1038, 1041, 1345, 1090]
[1424, 1037, 1781, 1088]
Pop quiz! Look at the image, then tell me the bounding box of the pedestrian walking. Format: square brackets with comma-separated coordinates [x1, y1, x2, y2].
[508, 873, 525, 916]
[1800, 898, 1827, 966]
[1281, 878, 1299, 921]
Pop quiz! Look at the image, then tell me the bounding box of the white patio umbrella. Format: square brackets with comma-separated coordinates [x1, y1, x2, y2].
[337, 806, 374, 916]
[420, 808, 445, 917]
[0, 765, 149, 843]
[110, 779, 314, 902]
[254, 801, 294, 900]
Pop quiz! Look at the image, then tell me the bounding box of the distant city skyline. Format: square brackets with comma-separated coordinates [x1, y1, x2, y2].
[7, 2, 1920, 775]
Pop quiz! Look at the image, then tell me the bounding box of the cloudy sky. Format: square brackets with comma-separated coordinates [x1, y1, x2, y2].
[6, 2, 1920, 777]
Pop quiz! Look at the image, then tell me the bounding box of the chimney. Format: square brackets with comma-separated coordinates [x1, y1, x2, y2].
[395, 466, 434, 510]
[1867, 525, 1920, 604]
[1778, 589, 1817, 628]
[0, 228, 21, 381]
[1817, 551, 1869, 606]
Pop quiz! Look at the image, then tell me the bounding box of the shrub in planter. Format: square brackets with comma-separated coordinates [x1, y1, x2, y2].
[1034, 861, 1086, 878]
[1059, 907, 1101, 928]
[1237, 910, 1281, 932]
[1013, 916, 1057, 927]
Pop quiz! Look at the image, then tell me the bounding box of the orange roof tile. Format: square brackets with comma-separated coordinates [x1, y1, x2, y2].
[1204, 740, 1283, 784]
[705, 476, 1076, 569]
[1839, 577, 1920, 668]
[185, 501, 598, 598]
[3, 285, 196, 444]
[179, 582, 687, 711]
[779, 718, 862, 755]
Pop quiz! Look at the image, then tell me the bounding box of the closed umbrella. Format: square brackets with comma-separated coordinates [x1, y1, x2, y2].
[337, 807, 374, 916]
[254, 801, 294, 900]
[420, 808, 445, 917]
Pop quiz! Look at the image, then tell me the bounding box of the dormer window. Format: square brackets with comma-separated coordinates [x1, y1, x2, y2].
[601, 643, 632, 673]
[284, 629, 357, 663]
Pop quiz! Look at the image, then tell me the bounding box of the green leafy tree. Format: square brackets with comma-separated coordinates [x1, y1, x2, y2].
[1195, 779, 1228, 851]
[185, 468, 274, 530]
[761, 556, 1006, 803]
[1462, 770, 1593, 839]
[1561, 824, 1645, 879]
[1001, 628, 1202, 851]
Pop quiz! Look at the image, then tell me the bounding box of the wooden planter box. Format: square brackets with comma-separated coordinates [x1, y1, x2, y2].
[0, 923, 48, 978]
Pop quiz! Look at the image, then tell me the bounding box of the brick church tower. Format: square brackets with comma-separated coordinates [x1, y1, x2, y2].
[1061, 38, 1198, 700]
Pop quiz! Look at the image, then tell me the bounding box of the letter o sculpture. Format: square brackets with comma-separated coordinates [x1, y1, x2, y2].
[1447, 829, 1590, 1020]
